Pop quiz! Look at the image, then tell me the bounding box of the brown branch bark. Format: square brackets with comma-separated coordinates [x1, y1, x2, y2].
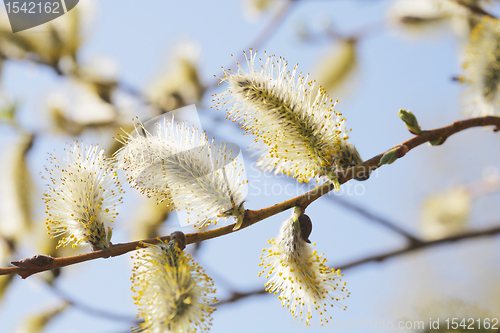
[1, 116, 499, 279]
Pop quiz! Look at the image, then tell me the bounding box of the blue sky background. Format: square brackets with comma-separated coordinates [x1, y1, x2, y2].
[0, 1, 500, 332]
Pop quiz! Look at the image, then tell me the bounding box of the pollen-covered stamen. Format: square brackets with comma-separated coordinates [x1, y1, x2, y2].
[259, 207, 350, 324]
[212, 50, 362, 184]
[43, 142, 124, 250]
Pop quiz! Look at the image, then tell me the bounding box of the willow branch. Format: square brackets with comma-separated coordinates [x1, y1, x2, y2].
[214, 223, 500, 305]
[1, 116, 499, 279]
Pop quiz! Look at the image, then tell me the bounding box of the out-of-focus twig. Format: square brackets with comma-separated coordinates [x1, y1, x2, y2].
[237, 0, 295, 59]
[336, 225, 500, 270]
[207, 0, 296, 89]
[215, 223, 500, 305]
[214, 289, 268, 306]
[325, 195, 423, 244]
[46, 283, 138, 323]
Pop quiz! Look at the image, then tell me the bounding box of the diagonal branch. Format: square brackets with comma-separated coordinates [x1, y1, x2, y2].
[324, 195, 423, 245]
[336, 225, 500, 270]
[215, 224, 500, 305]
[0, 116, 499, 278]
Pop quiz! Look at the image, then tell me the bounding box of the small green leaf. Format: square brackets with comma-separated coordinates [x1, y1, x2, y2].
[232, 215, 244, 231]
[331, 177, 340, 191]
[399, 109, 422, 135]
[105, 227, 113, 247]
[379, 148, 398, 166]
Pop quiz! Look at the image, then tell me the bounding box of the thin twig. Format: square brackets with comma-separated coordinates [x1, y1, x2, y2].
[325, 195, 422, 244]
[207, 0, 295, 89]
[47, 283, 138, 323]
[1, 116, 499, 278]
[214, 224, 500, 305]
[214, 289, 269, 306]
[239, 0, 295, 58]
[336, 225, 500, 270]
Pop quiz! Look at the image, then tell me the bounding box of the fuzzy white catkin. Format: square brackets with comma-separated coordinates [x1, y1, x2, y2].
[462, 16, 500, 117]
[115, 117, 247, 229]
[259, 207, 349, 324]
[131, 240, 217, 333]
[213, 50, 362, 187]
[43, 141, 123, 250]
